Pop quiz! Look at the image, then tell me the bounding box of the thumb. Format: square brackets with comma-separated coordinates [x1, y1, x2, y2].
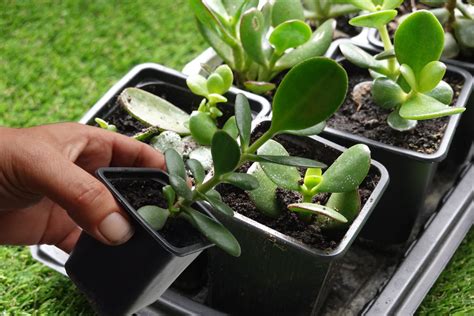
[25, 150, 134, 246]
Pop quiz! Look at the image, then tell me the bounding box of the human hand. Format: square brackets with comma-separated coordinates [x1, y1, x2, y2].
[0, 123, 165, 252]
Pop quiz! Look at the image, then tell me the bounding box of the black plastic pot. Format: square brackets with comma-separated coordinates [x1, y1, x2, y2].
[65, 168, 216, 316]
[205, 121, 389, 315]
[324, 40, 473, 244]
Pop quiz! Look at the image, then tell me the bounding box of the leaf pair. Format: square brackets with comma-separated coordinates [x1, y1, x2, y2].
[187, 65, 233, 99]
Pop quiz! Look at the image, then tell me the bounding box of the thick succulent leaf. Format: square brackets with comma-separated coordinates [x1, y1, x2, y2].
[137, 205, 170, 231]
[271, 0, 305, 26]
[119, 88, 190, 134]
[187, 74, 209, 97]
[222, 0, 258, 18]
[387, 108, 417, 131]
[322, 190, 360, 230]
[184, 206, 241, 257]
[165, 148, 187, 180]
[419, 0, 446, 6]
[399, 93, 465, 120]
[374, 48, 395, 60]
[269, 20, 312, 55]
[207, 73, 226, 94]
[187, 159, 206, 184]
[162, 185, 176, 207]
[349, 10, 397, 29]
[222, 116, 239, 139]
[222, 173, 260, 190]
[195, 18, 235, 67]
[303, 168, 323, 189]
[394, 10, 445, 77]
[418, 61, 446, 93]
[198, 192, 234, 216]
[243, 81, 276, 94]
[342, 0, 376, 11]
[372, 77, 407, 109]
[212, 131, 241, 175]
[247, 163, 281, 218]
[382, 0, 403, 10]
[169, 175, 193, 201]
[339, 43, 390, 75]
[442, 32, 461, 59]
[150, 131, 184, 154]
[250, 155, 327, 169]
[283, 121, 326, 136]
[257, 139, 301, 191]
[317, 144, 371, 193]
[189, 147, 213, 171]
[271, 57, 347, 133]
[189, 111, 218, 146]
[240, 8, 268, 66]
[453, 19, 474, 49]
[190, 0, 235, 46]
[275, 19, 334, 71]
[399, 64, 418, 91]
[431, 7, 450, 25]
[288, 203, 348, 223]
[426, 80, 453, 105]
[235, 94, 252, 149]
[206, 189, 222, 201]
[214, 65, 233, 91]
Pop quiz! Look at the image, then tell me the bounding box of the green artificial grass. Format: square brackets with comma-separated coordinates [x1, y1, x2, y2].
[0, 0, 472, 314]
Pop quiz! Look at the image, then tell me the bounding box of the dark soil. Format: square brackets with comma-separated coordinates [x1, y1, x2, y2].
[327, 62, 465, 154]
[111, 178, 206, 248]
[218, 126, 380, 252]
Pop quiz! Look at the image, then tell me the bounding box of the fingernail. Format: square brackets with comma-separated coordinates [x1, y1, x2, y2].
[99, 213, 134, 244]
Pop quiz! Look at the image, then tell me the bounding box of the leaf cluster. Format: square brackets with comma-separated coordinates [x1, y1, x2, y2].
[190, 0, 335, 94]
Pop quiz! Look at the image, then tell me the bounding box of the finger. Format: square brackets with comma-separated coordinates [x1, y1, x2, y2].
[23, 149, 134, 246]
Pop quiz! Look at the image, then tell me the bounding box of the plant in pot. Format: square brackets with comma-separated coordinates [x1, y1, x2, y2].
[189, 0, 335, 94]
[321, 9, 473, 243]
[67, 57, 380, 315]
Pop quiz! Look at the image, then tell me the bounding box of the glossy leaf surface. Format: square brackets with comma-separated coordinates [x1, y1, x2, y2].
[372, 78, 407, 109]
[339, 43, 389, 75]
[189, 111, 218, 145]
[162, 185, 176, 207]
[222, 173, 259, 190]
[418, 61, 446, 93]
[165, 149, 186, 180]
[269, 20, 312, 55]
[240, 8, 267, 66]
[283, 121, 326, 136]
[211, 131, 241, 175]
[235, 93, 252, 149]
[243, 81, 276, 94]
[399, 93, 465, 120]
[137, 205, 170, 231]
[387, 108, 417, 131]
[349, 10, 397, 29]
[187, 159, 205, 184]
[322, 190, 360, 230]
[271, 0, 305, 26]
[198, 192, 234, 216]
[288, 203, 348, 223]
[169, 175, 193, 201]
[426, 80, 453, 105]
[247, 163, 281, 218]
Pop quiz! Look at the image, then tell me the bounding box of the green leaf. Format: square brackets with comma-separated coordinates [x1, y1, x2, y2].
[426, 80, 453, 105]
[399, 64, 418, 91]
[288, 203, 348, 223]
[189, 111, 218, 145]
[374, 48, 395, 60]
[187, 74, 209, 97]
[222, 0, 258, 18]
[303, 168, 323, 189]
[387, 108, 417, 131]
[165, 148, 186, 180]
[184, 206, 241, 257]
[269, 20, 312, 55]
[270, 57, 348, 133]
[186, 159, 205, 184]
[382, 0, 403, 10]
[442, 32, 460, 59]
[342, 0, 376, 11]
[247, 163, 281, 218]
[256, 139, 301, 191]
[418, 61, 446, 93]
[137, 205, 170, 231]
[394, 10, 445, 77]
[196, 19, 235, 68]
[212, 131, 241, 175]
[222, 173, 260, 190]
[322, 190, 360, 230]
[240, 8, 268, 66]
[249, 155, 327, 169]
[283, 121, 326, 136]
[243, 81, 276, 94]
[271, 0, 304, 26]
[339, 43, 390, 75]
[349, 10, 397, 29]
[399, 93, 465, 120]
[222, 116, 239, 139]
[453, 19, 474, 50]
[214, 65, 233, 91]
[150, 131, 184, 155]
[372, 78, 407, 109]
[206, 189, 222, 201]
[235, 93, 252, 149]
[431, 7, 450, 25]
[95, 118, 117, 132]
[207, 73, 226, 95]
[198, 192, 234, 216]
[118, 88, 190, 134]
[169, 175, 193, 201]
[275, 19, 334, 71]
[162, 185, 176, 207]
[317, 144, 371, 193]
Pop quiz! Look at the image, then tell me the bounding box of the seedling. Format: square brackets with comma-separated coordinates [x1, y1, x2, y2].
[247, 139, 370, 230]
[127, 57, 350, 256]
[190, 0, 334, 94]
[419, 0, 473, 59]
[340, 10, 465, 131]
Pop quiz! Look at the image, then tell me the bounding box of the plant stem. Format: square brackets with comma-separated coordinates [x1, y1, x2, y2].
[377, 25, 396, 76]
[446, 0, 457, 32]
[246, 129, 274, 155]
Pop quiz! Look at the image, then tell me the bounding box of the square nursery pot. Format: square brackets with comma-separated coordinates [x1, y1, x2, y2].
[79, 62, 270, 136]
[324, 40, 473, 244]
[205, 120, 389, 315]
[65, 168, 216, 316]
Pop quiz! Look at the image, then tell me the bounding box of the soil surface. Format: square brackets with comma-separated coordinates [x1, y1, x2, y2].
[111, 178, 206, 248]
[218, 127, 380, 252]
[327, 62, 464, 154]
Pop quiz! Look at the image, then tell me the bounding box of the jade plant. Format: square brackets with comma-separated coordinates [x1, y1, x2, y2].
[125, 57, 350, 256]
[340, 10, 465, 131]
[302, 0, 361, 29]
[190, 0, 334, 94]
[419, 0, 473, 59]
[247, 139, 370, 230]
